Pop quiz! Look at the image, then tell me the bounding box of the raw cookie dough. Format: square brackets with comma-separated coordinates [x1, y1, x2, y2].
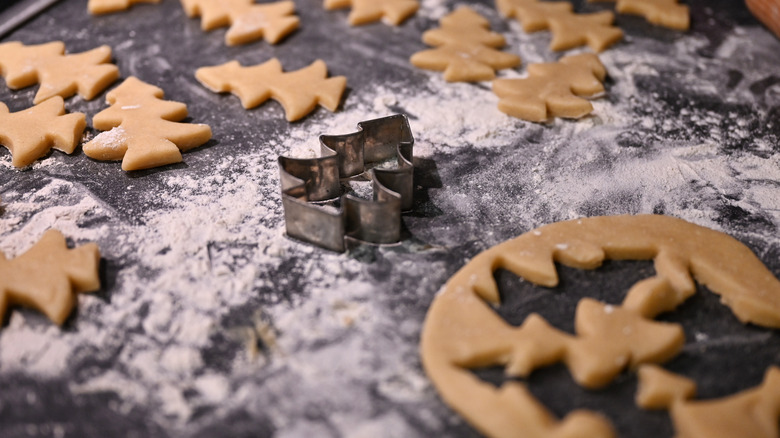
[0, 229, 100, 326]
[0, 41, 119, 104]
[410, 6, 521, 82]
[492, 53, 606, 122]
[0, 96, 86, 168]
[591, 0, 690, 30]
[420, 214, 780, 438]
[82, 77, 212, 171]
[324, 0, 419, 26]
[88, 0, 160, 15]
[496, 0, 623, 52]
[180, 0, 299, 45]
[195, 58, 347, 122]
[635, 364, 697, 409]
[637, 365, 780, 438]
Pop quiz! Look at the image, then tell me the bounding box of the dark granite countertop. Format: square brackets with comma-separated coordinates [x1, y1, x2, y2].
[0, 0, 779, 437]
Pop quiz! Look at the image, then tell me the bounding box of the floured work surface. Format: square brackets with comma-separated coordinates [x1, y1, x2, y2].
[0, 0, 779, 437]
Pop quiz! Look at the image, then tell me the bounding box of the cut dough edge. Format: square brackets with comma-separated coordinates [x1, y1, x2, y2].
[420, 214, 780, 438]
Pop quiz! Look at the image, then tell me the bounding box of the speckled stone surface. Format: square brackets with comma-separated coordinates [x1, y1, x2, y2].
[0, 0, 779, 437]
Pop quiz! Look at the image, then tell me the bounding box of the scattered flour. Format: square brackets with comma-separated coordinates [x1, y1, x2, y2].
[89, 126, 127, 151]
[0, 4, 779, 437]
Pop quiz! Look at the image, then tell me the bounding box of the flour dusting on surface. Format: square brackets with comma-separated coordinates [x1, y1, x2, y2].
[1, 0, 780, 437]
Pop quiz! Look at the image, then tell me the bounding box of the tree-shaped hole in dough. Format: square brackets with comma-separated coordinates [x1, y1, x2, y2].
[420, 214, 780, 438]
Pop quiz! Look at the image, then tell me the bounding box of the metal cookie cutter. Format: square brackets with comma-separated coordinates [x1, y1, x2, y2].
[0, 0, 63, 39]
[278, 114, 414, 252]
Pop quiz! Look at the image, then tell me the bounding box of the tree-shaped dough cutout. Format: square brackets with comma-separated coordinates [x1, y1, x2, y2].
[83, 77, 212, 171]
[88, 0, 160, 14]
[410, 6, 521, 82]
[591, 0, 689, 30]
[196, 58, 347, 122]
[0, 41, 119, 104]
[0, 96, 86, 168]
[180, 0, 300, 45]
[324, 0, 419, 25]
[420, 214, 780, 438]
[0, 229, 101, 326]
[492, 53, 606, 122]
[497, 0, 623, 52]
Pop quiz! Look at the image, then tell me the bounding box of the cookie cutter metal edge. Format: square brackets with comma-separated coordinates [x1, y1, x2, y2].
[278, 114, 414, 252]
[0, 0, 63, 39]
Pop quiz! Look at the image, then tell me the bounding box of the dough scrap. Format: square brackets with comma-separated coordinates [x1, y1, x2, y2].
[496, 0, 623, 52]
[0, 96, 86, 168]
[410, 6, 521, 82]
[420, 214, 780, 438]
[591, 0, 690, 30]
[0, 41, 120, 104]
[492, 53, 606, 122]
[635, 364, 696, 409]
[180, 0, 300, 45]
[195, 58, 347, 122]
[0, 229, 100, 326]
[82, 77, 212, 171]
[637, 365, 780, 438]
[88, 0, 160, 15]
[324, 0, 419, 26]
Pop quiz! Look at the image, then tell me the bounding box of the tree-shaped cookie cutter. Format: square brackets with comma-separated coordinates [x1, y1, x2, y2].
[278, 114, 414, 252]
